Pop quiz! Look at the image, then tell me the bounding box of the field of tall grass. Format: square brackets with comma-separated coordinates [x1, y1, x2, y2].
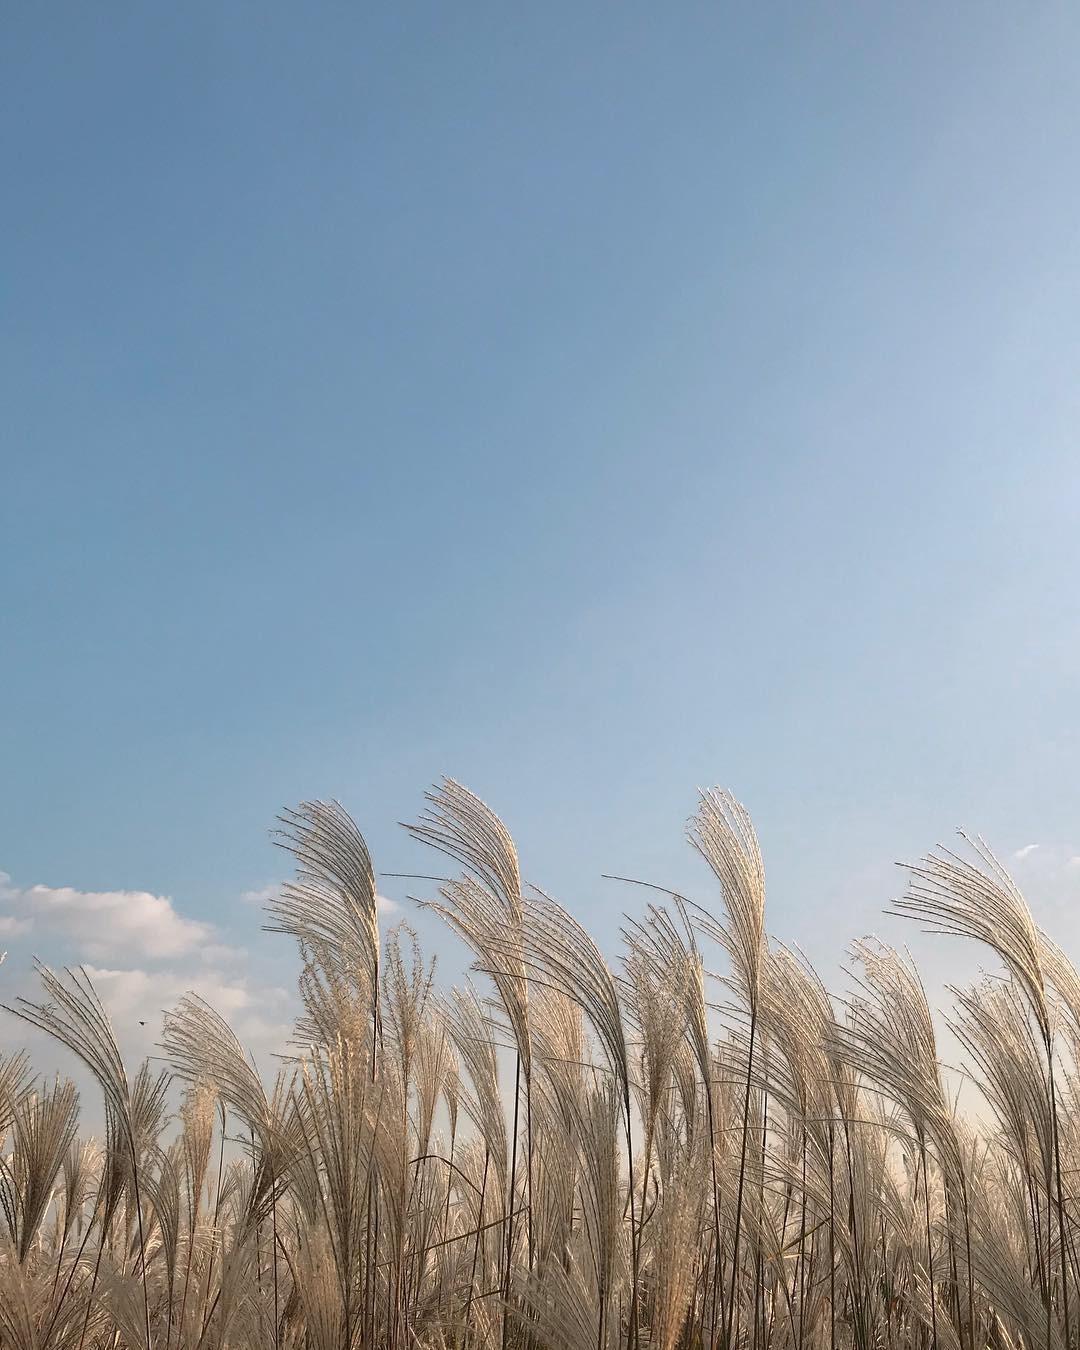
[0, 779, 1076, 1350]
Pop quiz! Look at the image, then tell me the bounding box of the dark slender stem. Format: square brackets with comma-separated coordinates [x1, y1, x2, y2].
[464, 1149, 490, 1349]
[724, 1004, 758, 1350]
[919, 1138, 938, 1350]
[503, 1053, 522, 1350]
[624, 1077, 641, 1350]
[1047, 1040, 1072, 1350]
[125, 1123, 153, 1350]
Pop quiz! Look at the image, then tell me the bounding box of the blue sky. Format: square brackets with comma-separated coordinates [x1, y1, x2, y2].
[3, 4, 1080, 1072]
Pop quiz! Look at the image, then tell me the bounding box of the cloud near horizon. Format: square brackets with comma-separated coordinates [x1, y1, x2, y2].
[0, 867, 298, 1093]
[80, 963, 294, 1061]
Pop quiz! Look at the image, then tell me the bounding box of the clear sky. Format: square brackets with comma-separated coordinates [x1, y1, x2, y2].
[3, 4, 1080, 1073]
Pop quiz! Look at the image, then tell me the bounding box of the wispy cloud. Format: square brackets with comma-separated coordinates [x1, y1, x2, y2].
[1005, 842, 1080, 931]
[241, 881, 398, 917]
[240, 883, 281, 907]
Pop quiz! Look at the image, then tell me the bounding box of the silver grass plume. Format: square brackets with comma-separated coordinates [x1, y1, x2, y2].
[687, 788, 767, 1350]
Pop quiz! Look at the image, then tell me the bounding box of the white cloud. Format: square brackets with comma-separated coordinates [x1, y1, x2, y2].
[1014, 843, 1040, 860]
[83, 963, 243, 1020]
[0, 873, 215, 961]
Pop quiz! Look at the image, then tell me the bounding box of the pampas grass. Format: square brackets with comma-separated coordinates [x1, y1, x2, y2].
[2, 783, 1079, 1350]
